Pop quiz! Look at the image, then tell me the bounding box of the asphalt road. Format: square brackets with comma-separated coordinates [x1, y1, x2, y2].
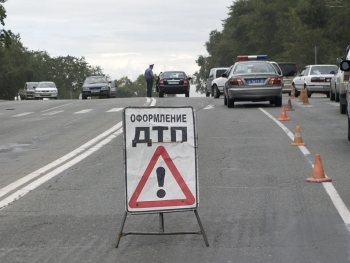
[0, 95, 350, 262]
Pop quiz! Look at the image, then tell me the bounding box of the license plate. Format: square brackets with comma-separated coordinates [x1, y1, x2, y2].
[168, 81, 179, 85]
[246, 79, 265, 85]
[91, 90, 100, 93]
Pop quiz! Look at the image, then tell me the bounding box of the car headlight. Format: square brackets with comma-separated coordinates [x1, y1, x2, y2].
[82, 87, 90, 91]
[101, 86, 110, 90]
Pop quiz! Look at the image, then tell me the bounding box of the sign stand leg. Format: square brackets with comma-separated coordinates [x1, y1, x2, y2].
[115, 210, 209, 248]
[194, 209, 209, 247]
[159, 212, 165, 233]
[115, 211, 127, 248]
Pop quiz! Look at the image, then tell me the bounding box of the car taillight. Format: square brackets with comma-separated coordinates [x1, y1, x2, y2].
[268, 77, 282, 85]
[229, 78, 244, 86]
[160, 80, 165, 85]
[184, 79, 189, 85]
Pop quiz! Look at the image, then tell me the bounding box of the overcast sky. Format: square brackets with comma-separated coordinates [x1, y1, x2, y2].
[3, 0, 233, 80]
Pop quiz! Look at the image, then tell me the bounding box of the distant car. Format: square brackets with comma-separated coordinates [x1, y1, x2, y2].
[205, 67, 228, 97]
[223, 55, 283, 108]
[81, 75, 116, 99]
[19, 82, 38, 100]
[34, 81, 58, 99]
[277, 62, 298, 95]
[157, 71, 191, 97]
[292, 64, 337, 98]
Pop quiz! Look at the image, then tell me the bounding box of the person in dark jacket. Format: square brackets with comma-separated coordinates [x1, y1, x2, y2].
[145, 64, 154, 97]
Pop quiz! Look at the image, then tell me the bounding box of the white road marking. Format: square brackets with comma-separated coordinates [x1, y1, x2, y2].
[0, 98, 156, 210]
[107, 108, 123, 112]
[41, 102, 73, 113]
[260, 107, 350, 231]
[42, 110, 64, 116]
[327, 102, 339, 107]
[12, 112, 34, 117]
[74, 109, 92, 114]
[204, 104, 215, 110]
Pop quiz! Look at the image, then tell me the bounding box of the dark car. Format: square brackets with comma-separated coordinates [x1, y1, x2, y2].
[81, 75, 116, 99]
[156, 71, 191, 97]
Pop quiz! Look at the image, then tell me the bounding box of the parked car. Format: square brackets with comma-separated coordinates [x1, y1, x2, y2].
[211, 67, 231, 98]
[338, 51, 350, 114]
[18, 82, 38, 100]
[330, 66, 342, 102]
[277, 62, 298, 95]
[292, 64, 337, 98]
[338, 59, 350, 140]
[223, 55, 283, 108]
[81, 75, 116, 99]
[34, 81, 58, 99]
[205, 67, 228, 97]
[156, 71, 191, 97]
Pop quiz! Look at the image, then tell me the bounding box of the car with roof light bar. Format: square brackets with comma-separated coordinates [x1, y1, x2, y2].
[223, 55, 282, 108]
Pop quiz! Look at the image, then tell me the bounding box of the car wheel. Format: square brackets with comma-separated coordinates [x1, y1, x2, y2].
[335, 91, 340, 102]
[224, 95, 227, 105]
[82, 95, 87, 100]
[330, 89, 335, 101]
[185, 91, 189, 97]
[213, 85, 220, 98]
[206, 92, 210, 97]
[340, 102, 347, 114]
[326, 92, 330, 98]
[274, 96, 282, 107]
[227, 98, 234, 108]
[306, 90, 311, 98]
[159, 91, 164, 98]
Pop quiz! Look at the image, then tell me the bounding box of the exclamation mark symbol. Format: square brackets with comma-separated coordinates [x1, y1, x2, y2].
[156, 167, 166, 198]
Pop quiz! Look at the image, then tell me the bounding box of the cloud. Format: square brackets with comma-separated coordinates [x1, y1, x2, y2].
[4, 0, 232, 80]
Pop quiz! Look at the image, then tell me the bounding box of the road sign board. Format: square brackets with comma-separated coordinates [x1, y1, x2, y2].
[123, 107, 198, 213]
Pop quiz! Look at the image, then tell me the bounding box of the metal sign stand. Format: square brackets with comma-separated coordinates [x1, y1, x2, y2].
[115, 210, 209, 248]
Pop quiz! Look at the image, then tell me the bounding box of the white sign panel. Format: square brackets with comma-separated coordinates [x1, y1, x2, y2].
[123, 107, 198, 213]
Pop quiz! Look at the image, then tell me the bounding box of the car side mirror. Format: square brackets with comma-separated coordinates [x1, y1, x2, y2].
[222, 73, 227, 78]
[340, 60, 350, 71]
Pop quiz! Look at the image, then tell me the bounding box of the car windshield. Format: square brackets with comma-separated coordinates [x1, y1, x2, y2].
[233, 62, 276, 74]
[38, 82, 55, 88]
[310, 66, 338, 75]
[162, 72, 186, 79]
[27, 83, 38, 89]
[278, 63, 298, 77]
[215, 69, 227, 78]
[85, 76, 108, 84]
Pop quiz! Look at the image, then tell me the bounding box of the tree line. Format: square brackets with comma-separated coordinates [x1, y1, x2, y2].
[194, 0, 350, 93]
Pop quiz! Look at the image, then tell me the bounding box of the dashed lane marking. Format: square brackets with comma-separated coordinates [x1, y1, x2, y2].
[106, 108, 123, 112]
[204, 104, 215, 110]
[12, 112, 34, 117]
[74, 109, 93, 114]
[42, 110, 64, 116]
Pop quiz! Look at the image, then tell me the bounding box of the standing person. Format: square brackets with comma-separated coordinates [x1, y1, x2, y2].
[144, 64, 154, 97]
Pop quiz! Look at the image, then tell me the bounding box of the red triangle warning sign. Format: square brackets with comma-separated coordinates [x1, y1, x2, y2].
[128, 146, 195, 209]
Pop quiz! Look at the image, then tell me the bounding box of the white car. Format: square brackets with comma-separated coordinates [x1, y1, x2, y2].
[34, 81, 58, 99]
[205, 67, 228, 97]
[211, 67, 231, 98]
[292, 64, 337, 98]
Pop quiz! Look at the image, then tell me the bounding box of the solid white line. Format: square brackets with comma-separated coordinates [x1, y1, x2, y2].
[0, 129, 123, 210]
[259, 107, 350, 230]
[0, 122, 123, 200]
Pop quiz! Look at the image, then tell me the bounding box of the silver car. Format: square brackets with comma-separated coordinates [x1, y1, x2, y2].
[34, 81, 58, 99]
[223, 57, 283, 108]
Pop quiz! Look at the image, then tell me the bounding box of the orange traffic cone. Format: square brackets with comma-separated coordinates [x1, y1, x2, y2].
[286, 98, 294, 111]
[302, 91, 310, 105]
[278, 106, 290, 121]
[291, 125, 304, 146]
[306, 154, 332, 183]
[299, 89, 305, 102]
